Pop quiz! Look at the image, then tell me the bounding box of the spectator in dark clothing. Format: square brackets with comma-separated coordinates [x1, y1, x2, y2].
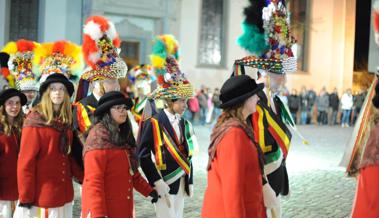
[352, 91, 366, 124]
[329, 88, 339, 125]
[307, 88, 317, 124]
[316, 87, 329, 125]
[299, 86, 309, 125]
[288, 89, 301, 124]
[211, 88, 222, 125]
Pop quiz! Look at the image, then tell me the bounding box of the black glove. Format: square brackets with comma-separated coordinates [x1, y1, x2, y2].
[18, 202, 33, 209]
[149, 190, 159, 204]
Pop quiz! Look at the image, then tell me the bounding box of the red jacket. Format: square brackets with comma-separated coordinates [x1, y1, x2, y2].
[82, 149, 153, 218]
[0, 131, 19, 200]
[17, 113, 83, 208]
[202, 127, 266, 218]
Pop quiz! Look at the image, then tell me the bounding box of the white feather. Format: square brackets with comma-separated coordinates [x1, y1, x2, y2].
[83, 21, 102, 40]
[106, 22, 117, 40]
[89, 52, 101, 64]
[7, 58, 16, 74]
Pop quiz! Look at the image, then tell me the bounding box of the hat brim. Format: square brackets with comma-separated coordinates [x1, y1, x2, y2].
[220, 83, 264, 109]
[94, 97, 134, 117]
[152, 83, 194, 100]
[40, 78, 74, 97]
[0, 91, 27, 106]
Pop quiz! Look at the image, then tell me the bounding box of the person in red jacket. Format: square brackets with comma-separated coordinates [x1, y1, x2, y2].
[13, 73, 83, 218]
[350, 81, 379, 217]
[81, 91, 158, 218]
[0, 88, 26, 218]
[202, 75, 267, 218]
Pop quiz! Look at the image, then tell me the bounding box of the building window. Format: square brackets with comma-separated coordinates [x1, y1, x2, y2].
[198, 0, 226, 67]
[120, 41, 140, 69]
[9, 0, 39, 41]
[289, 0, 309, 72]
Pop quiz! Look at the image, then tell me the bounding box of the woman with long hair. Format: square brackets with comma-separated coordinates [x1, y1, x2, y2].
[81, 91, 157, 218]
[202, 75, 267, 218]
[0, 89, 26, 217]
[14, 73, 83, 218]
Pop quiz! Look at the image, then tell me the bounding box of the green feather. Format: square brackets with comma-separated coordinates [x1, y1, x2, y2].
[151, 39, 167, 58]
[237, 21, 269, 55]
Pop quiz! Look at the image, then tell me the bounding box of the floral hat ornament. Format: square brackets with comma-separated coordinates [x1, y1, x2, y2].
[81, 15, 127, 81]
[2, 39, 40, 91]
[33, 40, 83, 83]
[237, 0, 297, 74]
[150, 35, 193, 100]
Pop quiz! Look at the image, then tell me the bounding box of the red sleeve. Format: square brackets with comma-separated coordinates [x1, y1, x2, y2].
[217, 128, 248, 218]
[132, 171, 153, 197]
[70, 155, 84, 183]
[17, 127, 41, 204]
[83, 150, 108, 217]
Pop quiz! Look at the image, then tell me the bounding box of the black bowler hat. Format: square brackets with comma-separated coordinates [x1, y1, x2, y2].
[373, 81, 379, 108]
[0, 88, 27, 106]
[39, 73, 75, 97]
[220, 75, 264, 109]
[95, 91, 134, 117]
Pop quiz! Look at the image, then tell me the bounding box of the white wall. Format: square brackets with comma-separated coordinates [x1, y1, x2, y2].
[38, 0, 82, 44]
[0, 0, 10, 47]
[286, 0, 355, 94]
[179, 0, 249, 90]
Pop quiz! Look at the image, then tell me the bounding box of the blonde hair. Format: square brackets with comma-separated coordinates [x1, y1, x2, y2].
[215, 103, 245, 128]
[0, 105, 24, 136]
[35, 87, 72, 125]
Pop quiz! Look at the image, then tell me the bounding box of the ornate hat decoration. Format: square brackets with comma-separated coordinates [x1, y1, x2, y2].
[2, 39, 39, 91]
[129, 64, 155, 89]
[0, 52, 15, 88]
[33, 40, 83, 83]
[236, 0, 297, 74]
[81, 15, 127, 81]
[150, 35, 193, 100]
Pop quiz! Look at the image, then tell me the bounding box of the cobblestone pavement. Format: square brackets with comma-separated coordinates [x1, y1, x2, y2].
[73, 125, 356, 218]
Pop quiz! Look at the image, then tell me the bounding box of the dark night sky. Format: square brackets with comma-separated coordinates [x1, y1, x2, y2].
[354, 0, 372, 71]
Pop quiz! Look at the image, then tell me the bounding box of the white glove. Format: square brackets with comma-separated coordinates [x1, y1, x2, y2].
[154, 179, 171, 208]
[263, 183, 279, 209]
[188, 184, 194, 197]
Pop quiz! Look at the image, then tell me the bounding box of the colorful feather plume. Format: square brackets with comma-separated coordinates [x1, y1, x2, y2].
[150, 35, 180, 88]
[82, 15, 121, 70]
[2, 39, 39, 90]
[33, 40, 83, 82]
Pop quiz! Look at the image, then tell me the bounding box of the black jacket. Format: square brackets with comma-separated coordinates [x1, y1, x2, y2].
[329, 93, 339, 111]
[250, 90, 290, 196]
[138, 110, 193, 195]
[72, 94, 98, 170]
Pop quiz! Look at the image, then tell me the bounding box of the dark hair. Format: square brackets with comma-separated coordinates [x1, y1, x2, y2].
[96, 113, 136, 147]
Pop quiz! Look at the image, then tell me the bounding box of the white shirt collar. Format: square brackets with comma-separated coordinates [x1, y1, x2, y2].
[93, 92, 102, 101]
[164, 109, 181, 123]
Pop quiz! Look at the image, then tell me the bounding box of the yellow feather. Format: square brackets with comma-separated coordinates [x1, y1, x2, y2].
[6, 74, 15, 88]
[1, 42, 17, 54]
[150, 55, 166, 69]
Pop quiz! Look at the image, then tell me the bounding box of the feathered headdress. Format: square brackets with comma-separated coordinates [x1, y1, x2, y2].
[81, 15, 127, 81]
[2, 39, 39, 91]
[236, 0, 297, 74]
[129, 64, 155, 88]
[33, 40, 83, 83]
[0, 52, 15, 88]
[150, 35, 193, 100]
